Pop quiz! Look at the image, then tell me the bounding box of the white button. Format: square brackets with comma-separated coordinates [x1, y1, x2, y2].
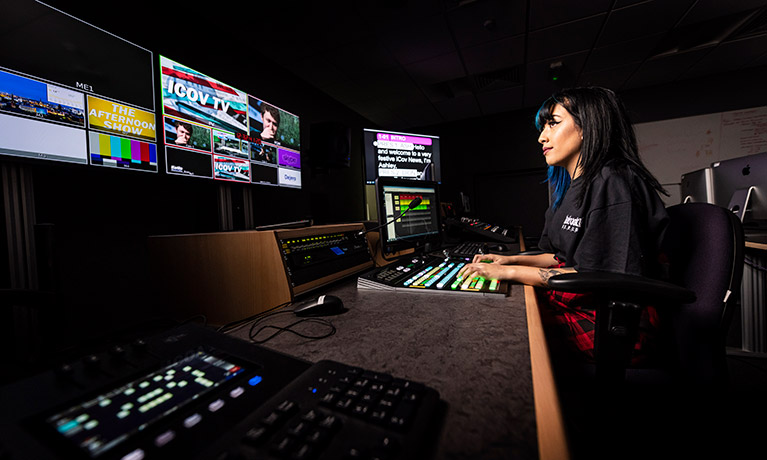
[121, 449, 145, 460]
[183, 413, 202, 428]
[229, 386, 244, 398]
[208, 399, 225, 412]
[154, 430, 175, 447]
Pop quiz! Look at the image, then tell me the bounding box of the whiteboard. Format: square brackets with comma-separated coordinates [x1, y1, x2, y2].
[635, 106, 767, 205]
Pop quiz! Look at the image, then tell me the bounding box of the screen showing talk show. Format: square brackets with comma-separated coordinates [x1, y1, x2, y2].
[0, 0, 157, 172]
[364, 129, 441, 184]
[160, 56, 301, 188]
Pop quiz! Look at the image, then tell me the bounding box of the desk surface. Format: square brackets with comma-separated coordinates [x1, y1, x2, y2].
[228, 277, 539, 459]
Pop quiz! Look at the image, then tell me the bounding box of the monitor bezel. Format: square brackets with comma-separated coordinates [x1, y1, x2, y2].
[363, 128, 441, 185]
[374, 177, 442, 256]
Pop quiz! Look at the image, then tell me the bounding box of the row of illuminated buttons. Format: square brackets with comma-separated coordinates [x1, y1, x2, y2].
[119, 377, 260, 460]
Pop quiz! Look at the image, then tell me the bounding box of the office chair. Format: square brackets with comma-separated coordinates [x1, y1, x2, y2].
[546, 202, 744, 387]
[545, 202, 745, 458]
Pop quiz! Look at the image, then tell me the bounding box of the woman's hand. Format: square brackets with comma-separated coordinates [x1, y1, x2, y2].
[471, 253, 508, 264]
[456, 260, 512, 282]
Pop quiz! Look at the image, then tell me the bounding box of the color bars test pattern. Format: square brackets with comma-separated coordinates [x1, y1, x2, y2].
[89, 132, 157, 169]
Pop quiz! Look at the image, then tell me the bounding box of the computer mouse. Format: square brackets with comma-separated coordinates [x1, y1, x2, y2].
[293, 295, 346, 317]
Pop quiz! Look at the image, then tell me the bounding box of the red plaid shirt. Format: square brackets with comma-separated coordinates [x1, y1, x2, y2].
[538, 263, 659, 366]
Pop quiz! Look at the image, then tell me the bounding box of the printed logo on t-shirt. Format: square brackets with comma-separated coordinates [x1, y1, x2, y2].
[562, 215, 582, 233]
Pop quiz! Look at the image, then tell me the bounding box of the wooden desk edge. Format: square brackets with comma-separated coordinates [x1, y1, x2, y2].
[520, 230, 571, 460]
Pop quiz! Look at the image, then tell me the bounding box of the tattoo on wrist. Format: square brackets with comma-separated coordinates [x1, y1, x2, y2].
[538, 268, 562, 286]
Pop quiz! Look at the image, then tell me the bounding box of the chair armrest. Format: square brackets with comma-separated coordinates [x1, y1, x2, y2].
[547, 272, 696, 304]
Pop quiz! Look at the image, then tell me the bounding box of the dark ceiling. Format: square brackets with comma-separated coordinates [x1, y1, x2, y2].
[44, 0, 767, 130]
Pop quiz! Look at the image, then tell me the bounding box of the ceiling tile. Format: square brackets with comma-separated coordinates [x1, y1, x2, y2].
[382, 14, 457, 65]
[396, 102, 444, 128]
[528, 0, 612, 30]
[680, 0, 767, 26]
[525, 51, 590, 89]
[524, 82, 561, 108]
[446, 0, 527, 48]
[753, 49, 767, 66]
[461, 35, 526, 74]
[353, 67, 426, 109]
[598, 1, 694, 46]
[325, 38, 400, 81]
[434, 93, 482, 122]
[578, 63, 640, 90]
[476, 85, 525, 115]
[624, 48, 712, 89]
[684, 34, 767, 78]
[527, 14, 606, 62]
[584, 34, 665, 73]
[283, 54, 348, 90]
[405, 52, 466, 86]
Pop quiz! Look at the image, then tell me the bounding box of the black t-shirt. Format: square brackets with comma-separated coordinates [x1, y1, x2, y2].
[538, 163, 669, 276]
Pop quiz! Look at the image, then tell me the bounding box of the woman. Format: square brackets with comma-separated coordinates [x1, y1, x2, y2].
[457, 86, 668, 363]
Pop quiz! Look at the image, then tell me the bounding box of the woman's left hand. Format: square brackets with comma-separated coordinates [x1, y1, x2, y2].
[456, 261, 511, 282]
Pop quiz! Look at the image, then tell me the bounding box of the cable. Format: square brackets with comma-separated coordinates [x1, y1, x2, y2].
[216, 301, 293, 334]
[249, 317, 337, 344]
[247, 309, 336, 344]
[745, 255, 767, 272]
[178, 314, 208, 327]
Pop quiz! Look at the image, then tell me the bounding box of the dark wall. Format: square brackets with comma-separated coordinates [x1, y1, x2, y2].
[420, 108, 550, 240]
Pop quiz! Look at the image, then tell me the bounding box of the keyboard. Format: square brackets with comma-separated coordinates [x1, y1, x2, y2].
[237, 360, 442, 460]
[447, 241, 484, 258]
[446, 217, 517, 243]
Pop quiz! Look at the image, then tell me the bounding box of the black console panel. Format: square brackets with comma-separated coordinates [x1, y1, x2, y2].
[0, 324, 442, 460]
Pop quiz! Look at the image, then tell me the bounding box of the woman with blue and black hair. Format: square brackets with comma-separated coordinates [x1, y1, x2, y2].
[457, 86, 668, 363]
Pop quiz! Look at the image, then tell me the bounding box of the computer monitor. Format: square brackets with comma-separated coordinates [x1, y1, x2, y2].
[711, 151, 767, 230]
[680, 167, 714, 204]
[363, 128, 441, 184]
[375, 177, 441, 256]
[0, 0, 157, 172]
[160, 55, 302, 188]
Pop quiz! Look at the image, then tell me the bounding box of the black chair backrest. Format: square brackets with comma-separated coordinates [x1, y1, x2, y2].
[661, 203, 745, 384]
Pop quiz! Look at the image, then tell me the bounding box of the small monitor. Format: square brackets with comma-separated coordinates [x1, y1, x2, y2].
[375, 177, 441, 255]
[364, 128, 441, 184]
[711, 151, 767, 229]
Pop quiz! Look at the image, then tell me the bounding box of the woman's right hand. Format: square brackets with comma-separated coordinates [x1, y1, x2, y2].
[471, 253, 508, 264]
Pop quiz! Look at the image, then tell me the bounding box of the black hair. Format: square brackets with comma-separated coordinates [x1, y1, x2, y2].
[175, 120, 193, 131]
[535, 86, 667, 208]
[260, 103, 281, 126]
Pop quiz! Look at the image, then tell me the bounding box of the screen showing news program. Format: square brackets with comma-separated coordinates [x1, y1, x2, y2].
[161, 56, 301, 189]
[364, 128, 441, 185]
[0, 0, 158, 173]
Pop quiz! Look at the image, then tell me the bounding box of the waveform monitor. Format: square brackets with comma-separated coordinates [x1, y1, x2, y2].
[376, 178, 441, 255]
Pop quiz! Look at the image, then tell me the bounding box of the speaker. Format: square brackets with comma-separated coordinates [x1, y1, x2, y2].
[310, 122, 351, 168]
